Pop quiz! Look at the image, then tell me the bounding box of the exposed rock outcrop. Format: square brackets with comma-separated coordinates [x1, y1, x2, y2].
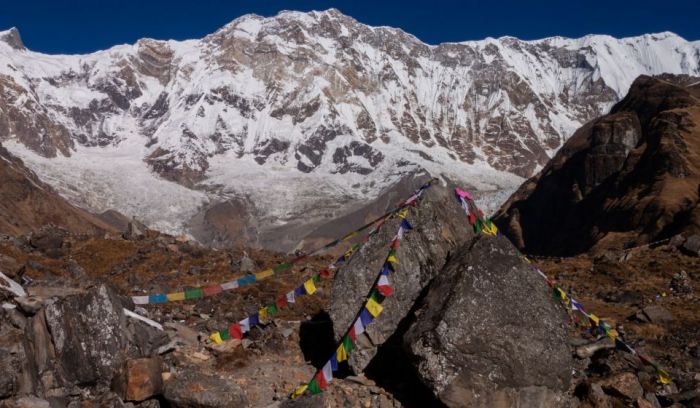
[403, 235, 572, 407]
[329, 181, 475, 371]
[494, 75, 700, 256]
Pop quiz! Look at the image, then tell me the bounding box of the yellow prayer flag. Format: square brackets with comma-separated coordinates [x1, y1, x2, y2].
[167, 292, 186, 301]
[366, 297, 384, 318]
[255, 269, 274, 280]
[209, 332, 224, 345]
[589, 314, 600, 325]
[291, 385, 308, 399]
[336, 343, 348, 362]
[657, 368, 672, 384]
[398, 209, 409, 218]
[606, 329, 618, 342]
[304, 279, 316, 295]
[387, 255, 399, 264]
[259, 307, 268, 322]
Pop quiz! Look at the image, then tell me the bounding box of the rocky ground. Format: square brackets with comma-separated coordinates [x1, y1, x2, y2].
[534, 235, 700, 407]
[1, 216, 699, 407]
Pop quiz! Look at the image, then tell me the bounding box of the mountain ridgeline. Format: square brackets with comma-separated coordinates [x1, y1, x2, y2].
[0, 9, 699, 246]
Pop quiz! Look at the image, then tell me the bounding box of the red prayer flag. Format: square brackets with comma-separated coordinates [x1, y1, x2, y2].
[377, 284, 394, 297]
[203, 285, 223, 297]
[320, 269, 330, 278]
[229, 323, 243, 340]
[315, 371, 327, 389]
[276, 296, 287, 309]
[348, 326, 356, 342]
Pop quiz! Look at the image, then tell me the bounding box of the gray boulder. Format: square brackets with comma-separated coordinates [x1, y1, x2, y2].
[403, 235, 572, 407]
[329, 182, 474, 371]
[682, 234, 700, 256]
[44, 284, 129, 385]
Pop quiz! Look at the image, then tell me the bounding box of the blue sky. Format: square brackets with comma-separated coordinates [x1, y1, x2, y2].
[1, 0, 697, 54]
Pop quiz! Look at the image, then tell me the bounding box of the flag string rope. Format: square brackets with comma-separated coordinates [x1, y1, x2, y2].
[290, 191, 422, 399]
[131, 181, 436, 305]
[454, 187, 672, 385]
[208, 217, 385, 344]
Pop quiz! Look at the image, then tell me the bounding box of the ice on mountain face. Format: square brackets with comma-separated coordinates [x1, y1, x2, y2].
[1, 10, 699, 242]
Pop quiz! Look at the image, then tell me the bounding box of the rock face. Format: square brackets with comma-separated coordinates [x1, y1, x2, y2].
[0, 283, 168, 405]
[403, 235, 572, 407]
[494, 75, 700, 256]
[329, 181, 475, 371]
[2, 11, 699, 242]
[44, 284, 129, 385]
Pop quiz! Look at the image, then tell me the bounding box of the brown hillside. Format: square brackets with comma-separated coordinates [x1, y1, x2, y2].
[0, 143, 119, 236]
[494, 75, 700, 256]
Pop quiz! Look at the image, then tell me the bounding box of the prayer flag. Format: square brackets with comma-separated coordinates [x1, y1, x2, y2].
[240, 318, 251, 333]
[286, 291, 296, 304]
[304, 279, 317, 295]
[149, 294, 167, 304]
[259, 307, 268, 322]
[185, 288, 204, 300]
[400, 219, 413, 231]
[209, 332, 223, 344]
[353, 317, 365, 336]
[167, 292, 186, 302]
[308, 378, 322, 394]
[336, 343, 348, 362]
[360, 308, 373, 326]
[315, 371, 327, 390]
[276, 296, 287, 309]
[221, 280, 239, 290]
[203, 285, 222, 297]
[330, 354, 339, 371]
[273, 263, 292, 273]
[377, 275, 393, 297]
[249, 314, 260, 326]
[291, 385, 307, 399]
[132, 296, 149, 305]
[219, 328, 230, 341]
[398, 208, 409, 218]
[229, 323, 243, 340]
[255, 269, 274, 280]
[312, 273, 321, 283]
[320, 269, 330, 278]
[267, 303, 280, 316]
[294, 286, 306, 296]
[343, 334, 355, 355]
[657, 368, 672, 384]
[321, 361, 333, 383]
[366, 297, 384, 317]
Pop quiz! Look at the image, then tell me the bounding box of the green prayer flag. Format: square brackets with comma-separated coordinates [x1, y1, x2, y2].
[312, 273, 321, 283]
[220, 328, 231, 341]
[308, 378, 322, 394]
[273, 263, 292, 273]
[370, 289, 386, 304]
[267, 303, 280, 316]
[343, 335, 355, 355]
[185, 288, 204, 299]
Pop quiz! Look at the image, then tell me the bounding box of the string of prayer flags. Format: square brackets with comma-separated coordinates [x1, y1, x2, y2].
[133, 181, 435, 305]
[209, 238, 369, 345]
[450, 188, 673, 386]
[209, 209, 399, 345]
[291, 205, 419, 399]
[538, 268, 672, 385]
[454, 188, 499, 236]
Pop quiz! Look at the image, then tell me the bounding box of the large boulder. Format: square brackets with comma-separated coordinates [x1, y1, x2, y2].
[329, 182, 475, 371]
[403, 235, 572, 407]
[43, 284, 130, 385]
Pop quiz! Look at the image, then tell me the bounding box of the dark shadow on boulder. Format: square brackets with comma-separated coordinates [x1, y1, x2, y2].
[299, 310, 339, 369]
[364, 284, 447, 408]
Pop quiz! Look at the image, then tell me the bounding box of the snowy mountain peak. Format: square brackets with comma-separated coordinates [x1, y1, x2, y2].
[0, 27, 25, 50]
[1, 9, 699, 244]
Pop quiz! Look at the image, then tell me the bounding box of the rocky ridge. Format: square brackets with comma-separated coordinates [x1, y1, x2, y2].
[494, 74, 700, 256]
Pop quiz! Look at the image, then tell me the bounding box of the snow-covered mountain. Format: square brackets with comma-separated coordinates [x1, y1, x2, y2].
[1, 9, 699, 246]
